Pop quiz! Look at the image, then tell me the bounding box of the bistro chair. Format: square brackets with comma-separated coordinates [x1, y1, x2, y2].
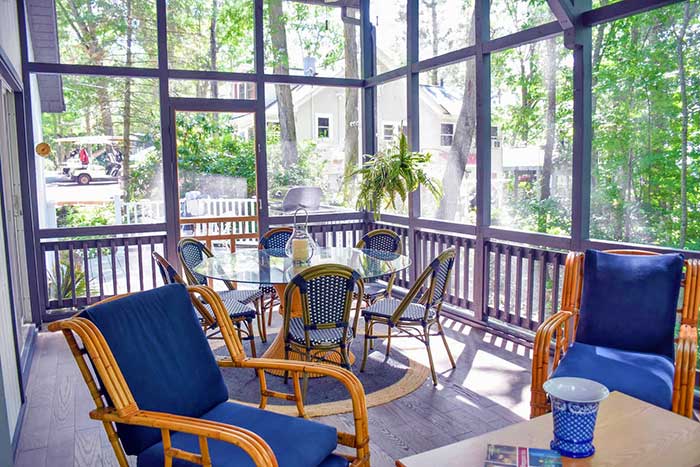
[152, 251, 258, 356]
[361, 247, 457, 386]
[178, 237, 267, 342]
[282, 265, 364, 393]
[259, 227, 293, 327]
[354, 229, 402, 306]
[530, 249, 699, 419]
[48, 283, 370, 467]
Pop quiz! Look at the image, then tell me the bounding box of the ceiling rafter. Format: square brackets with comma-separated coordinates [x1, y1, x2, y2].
[546, 0, 577, 29]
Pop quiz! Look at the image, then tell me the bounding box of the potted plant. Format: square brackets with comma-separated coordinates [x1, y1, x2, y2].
[352, 130, 442, 220]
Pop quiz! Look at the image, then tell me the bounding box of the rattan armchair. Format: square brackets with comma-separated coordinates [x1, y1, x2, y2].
[48, 284, 370, 467]
[178, 237, 267, 342]
[361, 248, 457, 385]
[530, 249, 699, 419]
[258, 227, 293, 327]
[354, 229, 402, 306]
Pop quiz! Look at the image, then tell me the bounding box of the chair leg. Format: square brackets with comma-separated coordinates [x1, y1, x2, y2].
[385, 324, 392, 357]
[301, 352, 311, 404]
[267, 293, 275, 327]
[255, 299, 267, 343]
[340, 344, 351, 370]
[361, 319, 371, 372]
[246, 318, 257, 358]
[423, 325, 438, 386]
[437, 321, 456, 368]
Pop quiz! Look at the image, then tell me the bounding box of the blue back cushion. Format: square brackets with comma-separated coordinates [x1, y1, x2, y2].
[82, 284, 229, 455]
[576, 250, 683, 359]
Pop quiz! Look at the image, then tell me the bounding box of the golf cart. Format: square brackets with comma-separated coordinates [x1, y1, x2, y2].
[55, 136, 130, 185]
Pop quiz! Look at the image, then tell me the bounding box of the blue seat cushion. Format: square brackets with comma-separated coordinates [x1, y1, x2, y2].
[551, 342, 675, 410]
[82, 284, 229, 455]
[137, 401, 340, 467]
[576, 250, 683, 359]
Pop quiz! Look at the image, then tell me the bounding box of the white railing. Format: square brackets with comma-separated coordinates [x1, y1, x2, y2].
[114, 197, 258, 225]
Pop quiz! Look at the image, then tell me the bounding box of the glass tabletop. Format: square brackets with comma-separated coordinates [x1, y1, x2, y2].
[193, 247, 411, 285]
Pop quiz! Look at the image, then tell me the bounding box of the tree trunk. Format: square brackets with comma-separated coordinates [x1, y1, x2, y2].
[436, 11, 476, 220]
[122, 0, 133, 192]
[539, 38, 557, 231]
[210, 0, 219, 99]
[97, 80, 114, 136]
[268, 0, 298, 166]
[427, 0, 439, 85]
[342, 9, 359, 204]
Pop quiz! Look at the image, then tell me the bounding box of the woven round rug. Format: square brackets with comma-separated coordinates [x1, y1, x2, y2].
[214, 333, 430, 418]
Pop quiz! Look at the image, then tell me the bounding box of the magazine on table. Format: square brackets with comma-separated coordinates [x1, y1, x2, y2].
[484, 444, 563, 467]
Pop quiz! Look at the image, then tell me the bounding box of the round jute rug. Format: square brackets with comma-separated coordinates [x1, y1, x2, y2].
[214, 333, 430, 418]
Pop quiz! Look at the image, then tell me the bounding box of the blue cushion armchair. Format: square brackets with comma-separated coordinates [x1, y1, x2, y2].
[530, 249, 698, 419]
[48, 283, 370, 466]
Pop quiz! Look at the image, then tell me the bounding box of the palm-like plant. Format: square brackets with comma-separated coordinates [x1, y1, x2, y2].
[352, 131, 442, 220]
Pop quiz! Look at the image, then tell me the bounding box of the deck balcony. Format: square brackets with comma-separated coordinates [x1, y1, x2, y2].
[0, 0, 699, 466]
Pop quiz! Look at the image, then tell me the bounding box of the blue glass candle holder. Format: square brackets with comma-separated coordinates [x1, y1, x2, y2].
[543, 377, 609, 459]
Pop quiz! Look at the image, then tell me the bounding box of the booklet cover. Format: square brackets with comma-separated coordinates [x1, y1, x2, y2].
[484, 444, 563, 467]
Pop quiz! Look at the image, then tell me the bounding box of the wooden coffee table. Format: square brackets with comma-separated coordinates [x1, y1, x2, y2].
[396, 392, 700, 467]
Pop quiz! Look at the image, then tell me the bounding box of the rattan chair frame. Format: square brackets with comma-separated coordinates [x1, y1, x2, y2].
[360, 248, 457, 386]
[530, 249, 699, 419]
[48, 286, 371, 467]
[177, 237, 267, 343]
[354, 229, 402, 306]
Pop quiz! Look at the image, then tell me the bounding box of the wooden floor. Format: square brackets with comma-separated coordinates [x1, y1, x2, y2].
[14, 316, 533, 467]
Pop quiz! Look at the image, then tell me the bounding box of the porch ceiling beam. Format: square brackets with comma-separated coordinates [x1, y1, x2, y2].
[364, 66, 408, 87]
[27, 62, 159, 78]
[581, 0, 685, 27]
[546, 0, 576, 29]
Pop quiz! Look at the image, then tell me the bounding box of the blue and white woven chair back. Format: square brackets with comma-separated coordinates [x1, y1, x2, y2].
[306, 275, 354, 327]
[260, 228, 293, 251]
[429, 249, 456, 306]
[361, 230, 401, 254]
[178, 240, 208, 285]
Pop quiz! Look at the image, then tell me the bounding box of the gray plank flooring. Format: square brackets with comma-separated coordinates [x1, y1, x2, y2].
[14, 316, 532, 467]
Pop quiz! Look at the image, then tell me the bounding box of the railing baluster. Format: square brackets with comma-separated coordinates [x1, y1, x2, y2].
[504, 245, 512, 323]
[68, 244, 77, 308]
[515, 247, 523, 328]
[537, 251, 548, 330]
[137, 238, 144, 291]
[551, 253, 561, 317]
[83, 243, 91, 305]
[111, 240, 118, 295]
[525, 249, 535, 330]
[124, 240, 132, 293]
[493, 243, 502, 320]
[97, 240, 105, 300]
[54, 245, 62, 309]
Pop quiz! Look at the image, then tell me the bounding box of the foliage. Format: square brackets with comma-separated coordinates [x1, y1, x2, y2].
[56, 205, 113, 228]
[353, 132, 441, 220]
[266, 125, 328, 199]
[47, 252, 90, 302]
[175, 113, 257, 197]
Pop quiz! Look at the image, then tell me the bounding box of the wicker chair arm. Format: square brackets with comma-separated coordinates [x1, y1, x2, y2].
[673, 324, 697, 418]
[221, 357, 369, 455]
[530, 310, 573, 418]
[92, 407, 278, 467]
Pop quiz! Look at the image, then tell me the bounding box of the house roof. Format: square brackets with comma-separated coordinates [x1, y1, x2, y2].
[26, 0, 65, 113]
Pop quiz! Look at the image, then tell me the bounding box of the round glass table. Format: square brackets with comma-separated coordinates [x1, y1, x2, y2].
[194, 246, 411, 373]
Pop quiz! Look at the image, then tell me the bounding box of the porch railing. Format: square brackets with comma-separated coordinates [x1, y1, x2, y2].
[39, 232, 168, 314]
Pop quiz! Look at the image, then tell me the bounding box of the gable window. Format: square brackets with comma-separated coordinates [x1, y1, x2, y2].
[317, 115, 331, 139]
[440, 123, 454, 146]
